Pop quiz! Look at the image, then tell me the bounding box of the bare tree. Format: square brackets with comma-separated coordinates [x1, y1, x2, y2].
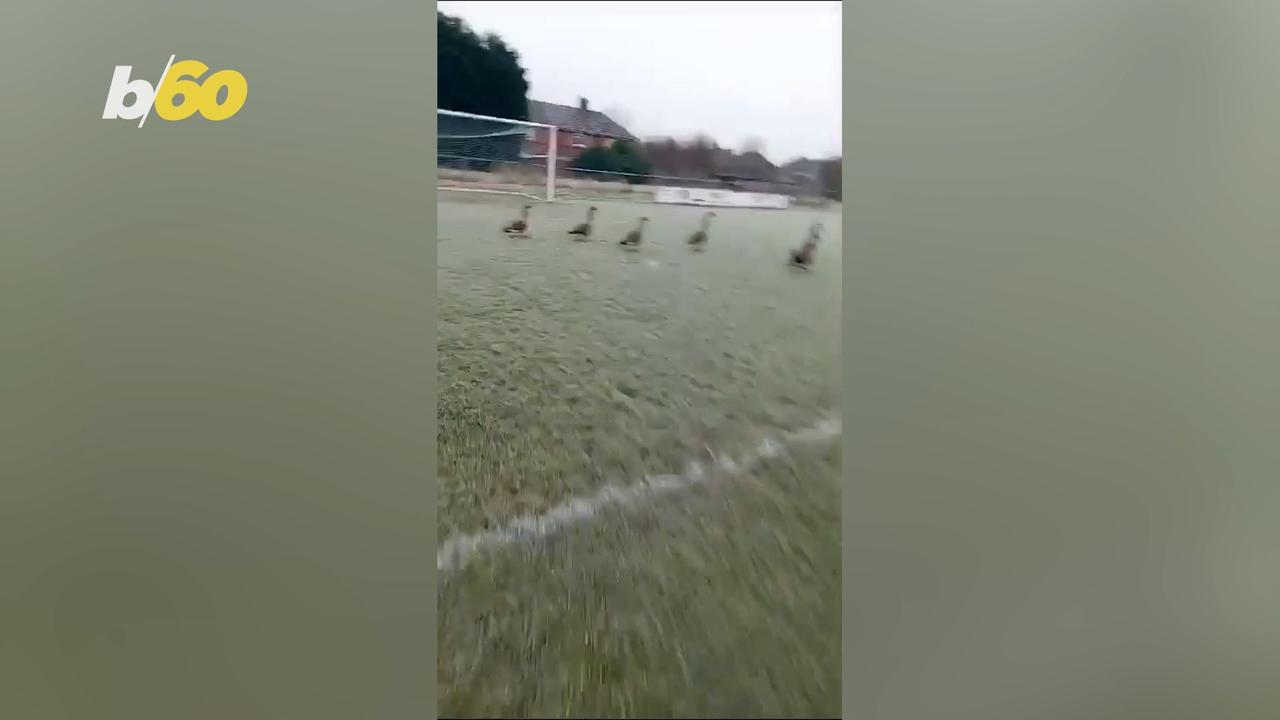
[640, 133, 735, 179]
[741, 136, 767, 155]
[689, 133, 718, 177]
[642, 137, 681, 176]
[819, 157, 842, 201]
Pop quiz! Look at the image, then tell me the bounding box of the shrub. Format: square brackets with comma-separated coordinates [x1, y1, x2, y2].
[569, 141, 653, 184]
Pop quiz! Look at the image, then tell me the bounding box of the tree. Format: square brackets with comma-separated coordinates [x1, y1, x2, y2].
[610, 140, 653, 179]
[570, 147, 623, 176]
[687, 134, 718, 178]
[819, 157, 842, 201]
[642, 137, 682, 177]
[569, 141, 653, 184]
[437, 12, 529, 120]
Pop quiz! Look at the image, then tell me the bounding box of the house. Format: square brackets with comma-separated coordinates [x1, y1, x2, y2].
[714, 149, 777, 180]
[710, 149, 779, 192]
[523, 98, 636, 166]
[779, 157, 827, 196]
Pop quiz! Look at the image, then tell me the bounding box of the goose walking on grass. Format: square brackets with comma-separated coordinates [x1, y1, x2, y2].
[619, 217, 648, 248]
[502, 204, 532, 238]
[789, 221, 823, 269]
[686, 211, 715, 250]
[568, 206, 597, 240]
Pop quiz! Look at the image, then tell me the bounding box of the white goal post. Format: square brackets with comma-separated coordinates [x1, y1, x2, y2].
[437, 108, 558, 201]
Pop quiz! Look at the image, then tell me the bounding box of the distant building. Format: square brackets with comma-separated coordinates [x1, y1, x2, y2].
[779, 158, 826, 195]
[523, 98, 636, 166]
[711, 149, 779, 192]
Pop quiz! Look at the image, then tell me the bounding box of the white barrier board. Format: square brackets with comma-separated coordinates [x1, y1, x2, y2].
[652, 186, 791, 209]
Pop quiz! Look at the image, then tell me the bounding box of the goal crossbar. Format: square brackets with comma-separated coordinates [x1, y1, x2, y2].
[437, 108, 553, 129]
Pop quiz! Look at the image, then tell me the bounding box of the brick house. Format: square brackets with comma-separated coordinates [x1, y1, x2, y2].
[523, 98, 636, 166]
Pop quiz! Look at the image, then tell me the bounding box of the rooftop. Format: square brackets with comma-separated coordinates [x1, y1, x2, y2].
[527, 98, 636, 140]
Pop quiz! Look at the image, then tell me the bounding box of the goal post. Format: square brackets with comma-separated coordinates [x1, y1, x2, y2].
[437, 108, 557, 202]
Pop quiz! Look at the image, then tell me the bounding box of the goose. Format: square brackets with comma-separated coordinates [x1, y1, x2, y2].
[619, 217, 648, 247]
[789, 221, 823, 268]
[686, 211, 715, 250]
[502, 204, 532, 237]
[568, 206, 597, 240]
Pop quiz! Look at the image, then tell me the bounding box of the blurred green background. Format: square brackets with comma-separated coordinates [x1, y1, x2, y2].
[848, 1, 1280, 718]
[0, 2, 434, 718]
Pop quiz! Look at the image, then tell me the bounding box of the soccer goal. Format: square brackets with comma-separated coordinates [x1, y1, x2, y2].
[437, 109, 558, 201]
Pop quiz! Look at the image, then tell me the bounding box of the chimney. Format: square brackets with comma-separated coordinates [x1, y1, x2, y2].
[578, 97, 588, 111]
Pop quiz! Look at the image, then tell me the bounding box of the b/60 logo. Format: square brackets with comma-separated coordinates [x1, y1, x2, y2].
[103, 55, 247, 127]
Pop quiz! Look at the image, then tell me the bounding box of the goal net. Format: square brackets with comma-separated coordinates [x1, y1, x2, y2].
[438, 109, 557, 201]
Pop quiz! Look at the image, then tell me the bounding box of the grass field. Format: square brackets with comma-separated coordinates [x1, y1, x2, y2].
[438, 193, 843, 717]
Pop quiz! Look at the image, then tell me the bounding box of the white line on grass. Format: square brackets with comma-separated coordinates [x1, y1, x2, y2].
[437, 417, 842, 575]
[438, 187, 546, 202]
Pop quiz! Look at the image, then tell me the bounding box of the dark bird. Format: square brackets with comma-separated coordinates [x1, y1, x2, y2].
[503, 204, 532, 237]
[619, 217, 648, 247]
[789, 221, 823, 268]
[568, 206, 597, 240]
[686, 211, 716, 250]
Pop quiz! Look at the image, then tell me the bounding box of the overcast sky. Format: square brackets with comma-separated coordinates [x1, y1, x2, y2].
[437, 0, 842, 164]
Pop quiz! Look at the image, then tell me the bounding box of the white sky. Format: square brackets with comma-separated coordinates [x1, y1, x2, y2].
[437, 0, 842, 164]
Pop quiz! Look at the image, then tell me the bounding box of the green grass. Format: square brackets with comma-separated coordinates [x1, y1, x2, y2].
[438, 194, 843, 717]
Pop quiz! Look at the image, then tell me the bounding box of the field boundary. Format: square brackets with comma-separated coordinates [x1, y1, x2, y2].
[437, 168, 839, 208]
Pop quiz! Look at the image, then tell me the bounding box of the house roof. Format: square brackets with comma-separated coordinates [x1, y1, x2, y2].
[527, 100, 636, 140]
[780, 158, 824, 178]
[712, 149, 777, 181]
